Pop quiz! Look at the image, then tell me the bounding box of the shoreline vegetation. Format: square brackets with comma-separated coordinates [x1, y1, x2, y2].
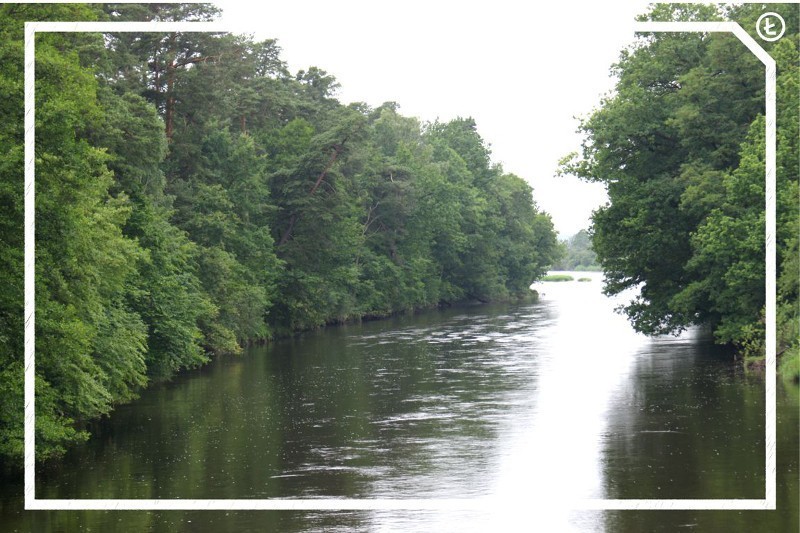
[551, 229, 601, 272]
[559, 4, 798, 385]
[541, 274, 574, 282]
[0, 3, 796, 472]
[0, 4, 561, 466]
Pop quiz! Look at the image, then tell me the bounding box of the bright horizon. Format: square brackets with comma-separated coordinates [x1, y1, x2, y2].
[218, 0, 651, 237]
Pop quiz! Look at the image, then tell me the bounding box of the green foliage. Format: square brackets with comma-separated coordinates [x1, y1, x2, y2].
[0, 4, 560, 466]
[778, 347, 799, 385]
[553, 229, 601, 271]
[0, 7, 26, 462]
[563, 3, 799, 378]
[35, 34, 148, 447]
[124, 201, 213, 379]
[542, 274, 574, 282]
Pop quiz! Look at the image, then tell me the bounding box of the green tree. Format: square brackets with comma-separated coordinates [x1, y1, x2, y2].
[562, 3, 798, 377]
[93, 87, 214, 378]
[0, 3, 563, 466]
[33, 12, 151, 458]
[0, 4, 29, 461]
[553, 229, 600, 271]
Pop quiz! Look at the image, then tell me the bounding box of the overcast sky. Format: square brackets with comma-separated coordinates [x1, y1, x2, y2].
[218, 0, 650, 237]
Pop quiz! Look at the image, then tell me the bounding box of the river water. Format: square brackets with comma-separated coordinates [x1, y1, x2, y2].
[2, 272, 798, 531]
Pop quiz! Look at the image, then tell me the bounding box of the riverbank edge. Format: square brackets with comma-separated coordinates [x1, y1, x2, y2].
[10, 288, 540, 473]
[746, 350, 800, 385]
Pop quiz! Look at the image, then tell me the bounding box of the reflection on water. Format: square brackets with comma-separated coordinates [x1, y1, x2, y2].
[2, 272, 797, 532]
[603, 333, 766, 500]
[496, 273, 640, 499]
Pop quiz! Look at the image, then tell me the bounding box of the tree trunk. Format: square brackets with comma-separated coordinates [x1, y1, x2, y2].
[278, 140, 347, 246]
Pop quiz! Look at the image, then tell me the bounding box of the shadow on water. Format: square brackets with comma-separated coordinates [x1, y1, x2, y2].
[601, 334, 798, 532]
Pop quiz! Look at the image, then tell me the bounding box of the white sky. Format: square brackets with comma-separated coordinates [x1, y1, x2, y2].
[218, 0, 650, 237]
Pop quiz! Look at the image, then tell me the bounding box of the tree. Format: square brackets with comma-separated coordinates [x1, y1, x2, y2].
[561, 3, 798, 377]
[553, 229, 600, 271]
[32, 9, 150, 458]
[0, 4, 562, 465]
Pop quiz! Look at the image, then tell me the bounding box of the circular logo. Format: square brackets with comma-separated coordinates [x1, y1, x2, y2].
[756, 12, 786, 42]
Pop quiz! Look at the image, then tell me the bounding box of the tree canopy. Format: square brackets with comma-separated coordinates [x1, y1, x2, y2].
[552, 229, 601, 271]
[561, 3, 798, 377]
[0, 4, 559, 463]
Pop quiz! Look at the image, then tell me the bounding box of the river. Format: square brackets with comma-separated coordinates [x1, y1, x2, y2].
[2, 271, 797, 531]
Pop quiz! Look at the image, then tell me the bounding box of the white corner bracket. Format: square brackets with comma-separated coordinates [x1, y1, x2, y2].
[24, 20, 777, 512]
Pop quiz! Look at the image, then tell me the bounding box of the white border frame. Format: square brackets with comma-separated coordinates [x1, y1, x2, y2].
[24, 20, 776, 511]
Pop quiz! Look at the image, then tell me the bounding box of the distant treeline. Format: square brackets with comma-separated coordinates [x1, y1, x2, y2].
[0, 4, 560, 462]
[561, 4, 798, 379]
[552, 229, 601, 271]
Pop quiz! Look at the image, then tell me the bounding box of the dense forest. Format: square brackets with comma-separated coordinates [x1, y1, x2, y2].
[0, 3, 561, 463]
[562, 4, 798, 379]
[1, 2, 797, 469]
[552, 229, 601, 271]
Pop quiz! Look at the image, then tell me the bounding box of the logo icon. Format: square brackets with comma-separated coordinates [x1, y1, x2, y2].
[756, 12, 786, 42]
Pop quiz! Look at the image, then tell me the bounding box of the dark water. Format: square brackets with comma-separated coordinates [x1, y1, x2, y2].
[2, 272, 797, 531]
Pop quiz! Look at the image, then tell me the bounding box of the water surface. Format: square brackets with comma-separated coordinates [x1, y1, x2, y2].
[2, 272, 797, 531]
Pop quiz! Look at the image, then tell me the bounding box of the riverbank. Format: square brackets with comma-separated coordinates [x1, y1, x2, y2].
[287, 289, 540, 332]
[16, 288, 543, 472]
[747, 349, 800, 384]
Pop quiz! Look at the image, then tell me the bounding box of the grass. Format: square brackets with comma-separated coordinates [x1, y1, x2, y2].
[541, 274, 574, 282]
[779, 348, 800, 385]
[577, 277, 592, 282]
